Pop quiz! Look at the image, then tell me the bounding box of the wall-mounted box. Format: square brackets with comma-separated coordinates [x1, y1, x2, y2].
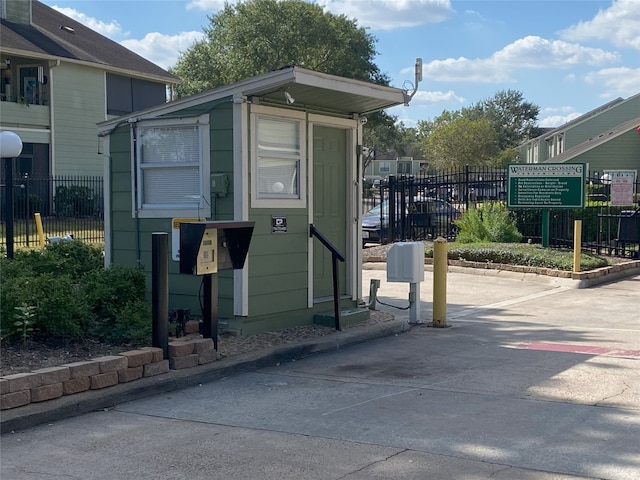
[179, 221, 255, 275]
[387, 242, 425, 283]
[210, 172, 229, 197]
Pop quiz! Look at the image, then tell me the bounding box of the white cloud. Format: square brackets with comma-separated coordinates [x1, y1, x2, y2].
[186, 0, 227, 11]
[560, 0, 640, 50]
[538, 112, 583, 128]
[51, 6, 123, 37]
[411, 90, 465, 106]
[317, 0, 453, 30]
[419, 36, 619, 83]
[585, 66, 640, 97]
[121, 32, 205, 70]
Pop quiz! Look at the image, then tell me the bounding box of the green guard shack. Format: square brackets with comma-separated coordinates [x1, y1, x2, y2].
[97, 67, 407, 335]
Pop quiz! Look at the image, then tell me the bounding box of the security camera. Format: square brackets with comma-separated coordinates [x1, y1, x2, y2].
[284, 91, 295, 105]
[359, 117, 368, 125]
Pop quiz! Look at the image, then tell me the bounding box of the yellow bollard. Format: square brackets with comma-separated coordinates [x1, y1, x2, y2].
[432, 237, 448, 327]
[34, 212, 45, 248]
[573, 219, 582, 273]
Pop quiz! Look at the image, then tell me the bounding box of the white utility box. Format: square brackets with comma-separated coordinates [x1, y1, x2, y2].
[386, 242, 425, 283]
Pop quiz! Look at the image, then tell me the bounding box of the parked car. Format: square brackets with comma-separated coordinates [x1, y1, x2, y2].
[468, 182, 506, 201]
[362, 197, 461, 246]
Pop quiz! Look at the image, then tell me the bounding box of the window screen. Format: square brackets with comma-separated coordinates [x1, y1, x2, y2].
[256, 116, 301, 199]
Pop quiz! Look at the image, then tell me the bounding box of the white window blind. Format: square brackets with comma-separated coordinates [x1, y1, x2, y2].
[138, 125, 201, 207]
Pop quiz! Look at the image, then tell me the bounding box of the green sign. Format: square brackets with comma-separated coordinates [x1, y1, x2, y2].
[507, 163, 585, 209]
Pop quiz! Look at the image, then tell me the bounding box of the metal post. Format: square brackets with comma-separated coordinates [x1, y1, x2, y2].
[152, 232, 169, 359]
[542, 209, 550, 247]
[368, 278, 380, 310]
[332, 254, 341, 331]
[4, 157, 14, 258]
[203, 273, 219, 350]
[409, 282, 421, 324]
[432, 237, 448, 327]
[34, 212, 45, 247]
[573, 219, 582, 273]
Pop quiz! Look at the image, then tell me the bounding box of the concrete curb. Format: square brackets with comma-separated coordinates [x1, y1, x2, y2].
[0, 319, 410, 434]
[364, 258, 640, 288]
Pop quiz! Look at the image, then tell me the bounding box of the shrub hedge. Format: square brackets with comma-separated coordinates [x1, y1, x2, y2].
[0, 241, 151, 346]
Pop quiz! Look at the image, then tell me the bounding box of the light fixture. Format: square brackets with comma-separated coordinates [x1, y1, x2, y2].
[0, 131, 23, 158]
[284, 91, 295, 105]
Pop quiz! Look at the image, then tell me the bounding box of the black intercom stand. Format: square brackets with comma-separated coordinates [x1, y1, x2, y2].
[202, 273, 219, 350]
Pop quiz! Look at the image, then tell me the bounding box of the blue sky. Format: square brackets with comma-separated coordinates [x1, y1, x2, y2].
[42, 0, 640, 128]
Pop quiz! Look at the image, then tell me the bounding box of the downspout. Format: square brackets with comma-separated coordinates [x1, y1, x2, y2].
[48, 60, 60, 174]
[130, 120, 142, 266]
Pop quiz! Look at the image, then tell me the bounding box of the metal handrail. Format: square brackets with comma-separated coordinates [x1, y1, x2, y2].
[309, 224, 344, 330]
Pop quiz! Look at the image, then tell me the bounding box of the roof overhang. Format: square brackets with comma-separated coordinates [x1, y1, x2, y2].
[240, 67, 408, 116]
[99, 66, 408, 133]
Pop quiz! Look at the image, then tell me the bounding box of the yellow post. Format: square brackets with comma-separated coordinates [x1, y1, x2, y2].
[432, 237, 448, 327]
[573, 219, 582, 273]
[34, 212, 45, 247]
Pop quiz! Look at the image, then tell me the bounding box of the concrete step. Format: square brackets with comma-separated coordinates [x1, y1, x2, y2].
[313, 307, 370, 328]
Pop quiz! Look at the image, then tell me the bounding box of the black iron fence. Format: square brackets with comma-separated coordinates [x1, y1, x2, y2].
[364, 166, 639, 258]
[1, 175, 104, 250]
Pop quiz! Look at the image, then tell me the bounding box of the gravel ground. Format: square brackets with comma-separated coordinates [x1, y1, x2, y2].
[0, 311, 394, 377]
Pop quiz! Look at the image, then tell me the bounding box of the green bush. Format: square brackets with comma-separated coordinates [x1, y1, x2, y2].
[55, 185, 97, 217]
[0, 271, 90, 341]
[83, 264, 150, 345]
[425, 242, 610, 271]
[0, 243, 150, 346]
[455, 203, 522, 244]
[11, 240, 103, 277]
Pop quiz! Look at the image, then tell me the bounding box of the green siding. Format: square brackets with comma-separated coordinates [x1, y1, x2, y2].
[109, 104, 240, 320]
[52, 64, 106, 176]
[581, 130, 640, 173]
[107, 98, 357, 335]
[245, 207, 310, 317]
[240, 298, 358, 335]
[564, 95, 640, 150]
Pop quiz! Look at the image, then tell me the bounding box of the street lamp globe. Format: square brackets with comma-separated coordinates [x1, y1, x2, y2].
[0, 131, 23, 158]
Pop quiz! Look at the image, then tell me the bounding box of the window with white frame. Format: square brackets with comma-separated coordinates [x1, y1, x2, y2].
[134, 115, 210, 218]
[379, 161, 390, 173]
[251, 107, 305, 208]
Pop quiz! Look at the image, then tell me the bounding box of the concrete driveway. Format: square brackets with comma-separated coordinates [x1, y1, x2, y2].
[2, 268, 639, 480]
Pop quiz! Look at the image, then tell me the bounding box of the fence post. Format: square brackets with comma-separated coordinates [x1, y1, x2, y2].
[388, 175, 396, 243]
[573, 220, 582, 273]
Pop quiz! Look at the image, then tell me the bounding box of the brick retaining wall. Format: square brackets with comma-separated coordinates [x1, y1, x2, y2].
[0, 336, 218, 411]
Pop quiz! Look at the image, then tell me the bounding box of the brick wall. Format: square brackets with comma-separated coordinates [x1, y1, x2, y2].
[1, 336, 217, 411]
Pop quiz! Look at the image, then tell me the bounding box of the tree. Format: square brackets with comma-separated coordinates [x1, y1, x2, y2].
[464, 90, 540, 150]
[171, 0, 388, 97]
[362, 114, 410, 171]
[422, 117, 499, 171]
[170, 0, 404, 164]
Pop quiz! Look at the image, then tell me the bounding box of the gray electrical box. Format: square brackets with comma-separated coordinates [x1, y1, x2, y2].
[210, 173, 229, 197]
[179, 221, 255, 275]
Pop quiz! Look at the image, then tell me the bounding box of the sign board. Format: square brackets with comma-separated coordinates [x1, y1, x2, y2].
[605, 170, 637, 207]
[272, 215, 287, 233]
[507, 163, 585, 209]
